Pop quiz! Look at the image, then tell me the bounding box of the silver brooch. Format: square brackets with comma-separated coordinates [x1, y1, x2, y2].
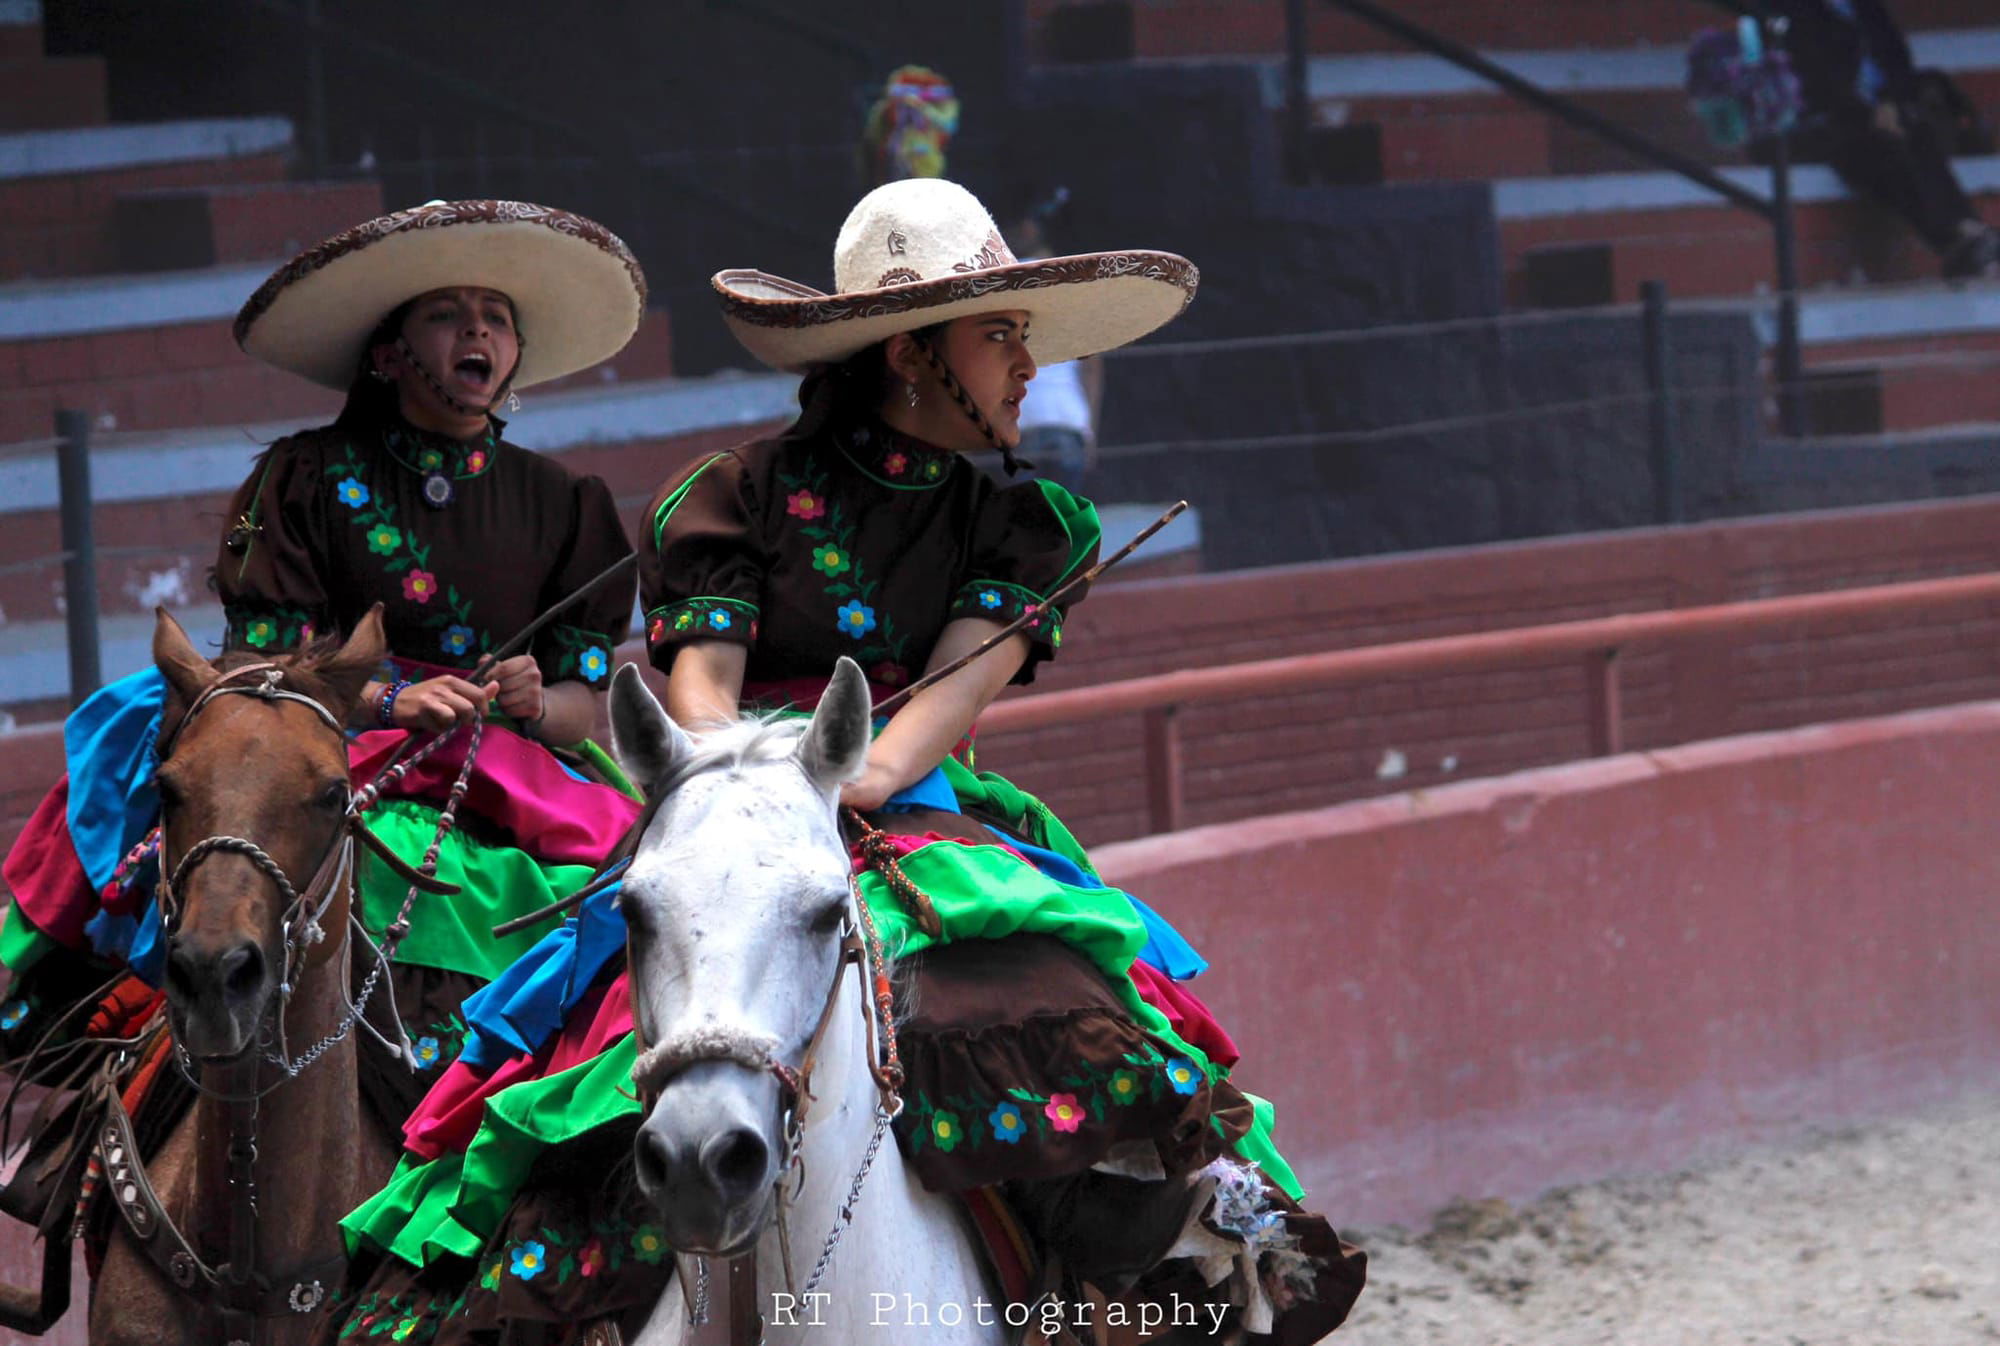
[422, 471, 455, 509]
[289, 1280, 325, 1313]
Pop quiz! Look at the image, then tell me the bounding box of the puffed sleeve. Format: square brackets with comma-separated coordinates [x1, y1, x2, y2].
[950, 479, 1101, 684]
[212, 434, 334, 654]
[532, 471, 634, 690]
[637, 449, 766, 673]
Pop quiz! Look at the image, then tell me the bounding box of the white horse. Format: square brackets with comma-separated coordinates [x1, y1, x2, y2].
[610, 658, 1008, 1345]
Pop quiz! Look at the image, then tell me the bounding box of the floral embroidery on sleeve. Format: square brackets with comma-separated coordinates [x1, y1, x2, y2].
[645, 597, 759, 652]
[225, 601, 319, 653]
[949, 579, 1065, 650]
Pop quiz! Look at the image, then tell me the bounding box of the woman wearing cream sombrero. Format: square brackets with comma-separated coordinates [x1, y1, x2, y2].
[346, 179, 1365, 1342]
[1, 200, 661, 1334]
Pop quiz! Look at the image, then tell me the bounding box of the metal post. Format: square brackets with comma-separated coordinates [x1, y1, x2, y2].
[54, 410, 100, 707]
[1142, 706, 1185, 835]
[1284, 0, 1311, 185]
[1585, 648, 1623, 757]
[302, 0, 329, 177]
[1759, 4, 1806, 435]
[1641, 280, 1682, 525]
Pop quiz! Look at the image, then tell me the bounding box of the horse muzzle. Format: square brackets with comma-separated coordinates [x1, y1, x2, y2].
[163, 931, 274, 1060]
[632, 1061, 783, 1255]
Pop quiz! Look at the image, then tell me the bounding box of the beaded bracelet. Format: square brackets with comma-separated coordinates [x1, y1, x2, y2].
[377, 678, 413, 728]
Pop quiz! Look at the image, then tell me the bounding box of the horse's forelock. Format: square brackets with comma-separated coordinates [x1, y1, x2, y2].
[646, 713, 812, 798]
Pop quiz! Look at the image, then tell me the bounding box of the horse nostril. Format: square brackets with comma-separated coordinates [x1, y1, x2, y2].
[700, 1128, 769, 1200]
[164, 943, 200, 1001]
[219, 943, 265, 1003]
[635, 1125, 674, 1196]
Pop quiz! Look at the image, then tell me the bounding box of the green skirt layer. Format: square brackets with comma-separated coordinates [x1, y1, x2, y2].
[357, 798, 598, 982]
[343, 770, 1301, 1267]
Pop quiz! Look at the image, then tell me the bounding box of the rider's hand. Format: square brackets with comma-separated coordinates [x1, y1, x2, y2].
[391, 675, 498, 732]
[488, 655, 545, 725]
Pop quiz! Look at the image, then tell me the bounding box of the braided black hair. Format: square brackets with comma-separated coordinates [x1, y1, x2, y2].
[910, 334, 1034, 477]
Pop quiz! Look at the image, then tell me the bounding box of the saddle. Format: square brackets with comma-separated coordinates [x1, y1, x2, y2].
[0, 975, 185, 1334]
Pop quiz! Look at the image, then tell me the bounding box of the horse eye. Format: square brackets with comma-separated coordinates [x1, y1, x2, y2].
[809, 896, 849, 935]
[154, 774, 183, 808]
[314, 781, 350, 811]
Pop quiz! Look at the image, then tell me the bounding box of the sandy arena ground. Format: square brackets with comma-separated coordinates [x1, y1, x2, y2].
[1334, 1089, 2000, 1346]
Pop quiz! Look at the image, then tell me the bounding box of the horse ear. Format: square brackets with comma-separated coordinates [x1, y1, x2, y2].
[798, 657, 872, 795]
[153, 606, 216, 705]
[318, 604, 388, 717]
[611, 662, 693, 793]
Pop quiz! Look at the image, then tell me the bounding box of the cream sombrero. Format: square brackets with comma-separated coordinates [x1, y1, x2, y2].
[715, 179, 1196, 372]
[235, 199, 647, 391]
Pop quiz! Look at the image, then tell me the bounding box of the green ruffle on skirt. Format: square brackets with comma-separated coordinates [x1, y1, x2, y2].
[343, 1034, 642, 1264]
[357, 797, 599, 982]
[0, 905, 61, 978]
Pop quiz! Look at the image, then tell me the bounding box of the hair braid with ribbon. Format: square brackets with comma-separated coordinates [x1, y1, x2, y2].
[911, 334, 1033, 477]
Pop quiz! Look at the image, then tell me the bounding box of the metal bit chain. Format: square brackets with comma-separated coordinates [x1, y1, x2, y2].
[800, 1103, 892, 1297]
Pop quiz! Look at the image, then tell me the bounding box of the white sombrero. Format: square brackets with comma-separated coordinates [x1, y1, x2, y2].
[235, 199, 647, 391]
[715, 179, 1197, 373]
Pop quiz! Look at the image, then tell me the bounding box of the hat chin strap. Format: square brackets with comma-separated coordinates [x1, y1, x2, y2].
[393, 337, 524, 424]
[911, 336, 1034, 478]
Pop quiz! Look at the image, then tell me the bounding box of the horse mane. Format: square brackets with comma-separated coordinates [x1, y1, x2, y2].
[649, 712, 812, 796]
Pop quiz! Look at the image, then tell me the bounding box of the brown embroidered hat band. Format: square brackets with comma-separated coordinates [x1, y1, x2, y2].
[235, 199, 648, 391]
[713, 178, 1198, 373]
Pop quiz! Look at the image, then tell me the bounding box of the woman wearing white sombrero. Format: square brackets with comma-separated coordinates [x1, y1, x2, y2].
[351, 179, 1365, 1342]
[0, 200, 671, 1336]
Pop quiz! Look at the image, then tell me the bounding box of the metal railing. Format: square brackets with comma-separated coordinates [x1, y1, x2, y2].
[1302, 0, 1808, 433]
[978, 570, 2000, 836]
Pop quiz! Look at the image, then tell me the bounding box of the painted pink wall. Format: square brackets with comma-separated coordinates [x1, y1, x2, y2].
[1096, 701, 2000, 1226]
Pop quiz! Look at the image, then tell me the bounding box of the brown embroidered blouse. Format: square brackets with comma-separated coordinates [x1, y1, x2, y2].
[638, 418, 1100, 691]
[212, 415, 633, 687]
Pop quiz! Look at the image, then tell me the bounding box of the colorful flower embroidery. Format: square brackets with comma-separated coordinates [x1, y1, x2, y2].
[366, 523, 402, 556]
[402, 570, 438, 604]
[326, 441, 488, 660]
[709, 610, 733, 631]
[465, 448, 489, 474]
[812, 544, 851, 576]
[416, 447, 446, 471]
[930, 1110, 963, 1152]
[439, 626, 474, 658]
[922, 458, 945, 481]
[391, 1310, 421, 1341]
[837, 601, 877, 639]
[336, 477, 370, 509]
[0, 1000, 28, 1031]
[883, 450, 909, 478]
[977, 589, 1002, 610]
[786, 489, 827, 521]
[413, 1036, 442, 1068]
[479, 1258, 503, 1291]
[1164, 1058, 1201, 1096]
[579, 647, 608, 680]
[508, 1240, 547, 1280]
[1108, 1069, 1142, 1106]
[989, 1102, 1026, 1143]
[242, 618, 278, 648]
[1044, 1094, 1085, 1133]
[647, 616, 666, 645]
[871, 661, 909, 687]
[631, 1226, 666, 1264]
[578, 1237, 607, 1278]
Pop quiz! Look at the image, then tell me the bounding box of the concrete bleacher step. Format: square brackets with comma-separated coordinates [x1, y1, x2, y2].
[1304, 32, 2000, 183]
[1032, 0, 2000, 61]
[0, 263, 677, 444]
[0, 117, 293, 280]
[113, 178, 384, 272]
[1498, 157, 2000, 304]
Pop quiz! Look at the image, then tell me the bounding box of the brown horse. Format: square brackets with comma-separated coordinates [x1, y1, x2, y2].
[88, 608, 402, 1345]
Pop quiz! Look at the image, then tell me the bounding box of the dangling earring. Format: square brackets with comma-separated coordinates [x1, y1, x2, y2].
[506, 391, 521, 412]
[906, 380, 920, 410]
[370, 366, 392, 383]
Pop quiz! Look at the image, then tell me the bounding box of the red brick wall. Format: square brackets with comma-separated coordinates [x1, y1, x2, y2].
[976, 495, 2000, 846]
[1093, 701, 2000, 1224]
